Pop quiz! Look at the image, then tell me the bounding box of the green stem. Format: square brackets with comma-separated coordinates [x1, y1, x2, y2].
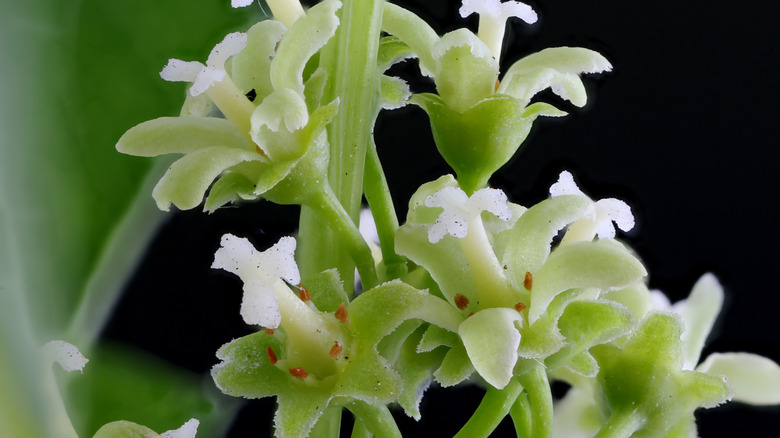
[363, 138, 407, 281]
[350, 420, 372, 438]
[593, 410, 643, 438]
[453, 379, 523, 438]
[510, 391, 532, 438]
[297, 0, 384, 297]
[346, 400, 402, 438]
[516, 365, 553, 438]
[309, 186, 378, 290]
[309, 407, 342, 438]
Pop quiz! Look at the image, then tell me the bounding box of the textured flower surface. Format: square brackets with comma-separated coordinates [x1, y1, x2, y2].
[425, 186, 512, 243]
[160, 32, 247, 96]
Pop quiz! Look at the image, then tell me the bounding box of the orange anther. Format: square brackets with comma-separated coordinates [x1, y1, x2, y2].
[514, 302, 527, 312]
[263, 327, 275, 335]
[524, 271, 533, 291]
[454, 294, 470, 310]
[335, 303, 349, 324]
[266, 347, 278, 365]
[329, 341, 343, 359]
[297, 284, 312, 302]
[289, 367, 308, 379]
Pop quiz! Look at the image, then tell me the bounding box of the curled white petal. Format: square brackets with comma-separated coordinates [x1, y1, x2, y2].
[425, 186, 511, 243]
[42, 340, 88, 373]
[161, 418, 200, 438]
[207, 32, 249, 67]
[212, 234, 300, 327]
[231, 0, 254, 7]
[460, 0, 537, 24]
[189, 67, 226, 97]
[550, 171, 634, 240]
[160, 59, 204, 83]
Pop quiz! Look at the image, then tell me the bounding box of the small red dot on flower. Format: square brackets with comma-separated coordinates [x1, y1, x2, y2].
[289, 367, 308, 379]
[454, 294, 470, 310]
[266, 347, 278, 365]
[524, 272, 533, 291]
[514, 302, 527, 312]
[297, 284, 312, 302]
[329, 342, 343, 359]
[335, 303, 349, 324]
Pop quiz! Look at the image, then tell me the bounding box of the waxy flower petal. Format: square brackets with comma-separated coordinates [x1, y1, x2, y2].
[231, 0, 253, 7]
[459, 0, 537, 25]
[212, 234, 300, 328]
[161, 32, 248, 96]
[42, 340, 88, 373]
[160, 419, 200, 438]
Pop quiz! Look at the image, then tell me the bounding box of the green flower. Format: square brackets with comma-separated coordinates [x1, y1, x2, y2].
[383, 2, 611, 193]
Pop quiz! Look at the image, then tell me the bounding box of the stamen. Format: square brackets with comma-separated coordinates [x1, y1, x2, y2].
[263, 327, 275, 335]
[298, 284, 312, 302]
[524, 271, 533, 291]
[335, 303, 349, 324]
[454, 294, 470, 310]
[266, 347, 278, 365]
[514, 302, 527, 312]
[289, 367, 308, 379]
[329, 341, 343, 359]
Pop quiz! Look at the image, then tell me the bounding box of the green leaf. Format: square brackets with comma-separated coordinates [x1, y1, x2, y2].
[66, 343, 229, 438]
[1, 1, 253, 436]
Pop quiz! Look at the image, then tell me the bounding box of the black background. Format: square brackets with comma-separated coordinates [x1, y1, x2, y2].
[104, 0, 780, 436]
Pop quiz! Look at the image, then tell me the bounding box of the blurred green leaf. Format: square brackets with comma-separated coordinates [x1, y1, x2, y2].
[1, 1, 259, 436]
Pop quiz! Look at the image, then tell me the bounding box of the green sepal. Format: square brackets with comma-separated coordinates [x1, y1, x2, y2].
[256, 99, 339, 205]
[381, 3, 438, 75]
[301, 269, 347, 313]
[434, 341, 474, 387]
[518, 289, 583, 359]
[394, 325, 448, 419]
[92, 421, 158, 438]
[377, 320, 423, 364]
[545, 299, 634, 375]
[211, 331, 288, 399]
[459, 308, 524, 389]
[152, 146, 262, 211]
[274, 387, 334, 438]
[116, 116, 249, 157]
[377, 36, 414, 72]
[528, 240, 647, 324]
[418, 324, 459, 353]
[411, 93, 532, 194]
[497, 194, 592, 291]
[431, 29, 497, 112]
[499, 47, 612, 107]
[591, 313, 730, 437]
[231, 20, 286, 104]
[203, 171, 258, 213]
[303, 68, 330, 111]
[180, 92, 215, 117]
[602, 282, 654, 322]
[380, 75, 411, 110]
[271, 0, 342, 95]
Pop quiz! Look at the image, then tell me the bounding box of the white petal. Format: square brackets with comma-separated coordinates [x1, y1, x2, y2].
[425, 187, 470, 243]
[161, 418, 200, 438]
[359, 208, 379, 244]
[549, 171, 585, 197]
[459, 0, 499, 18]
[241, 279, 283, 328]
[649, 289, 672, 309]
[231, 0, 254, 7]
[468, 188, 512, 222]
[160, 59, 203, 83]
[256, 236, 300, 285]
[698, 353, 780, 405]
[42, 340, 88, 373]
[207, 32, 248, 67]
[212, 234, 300, 327]
[596, 198, 634, 233]
[499, 1, 537, 24]
[677, 273, 723, 370]
[189, 67, 225, 96]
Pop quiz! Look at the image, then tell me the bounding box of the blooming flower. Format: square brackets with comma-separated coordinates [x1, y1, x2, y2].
[212, 234, 300, 328]
[550, 170, 634, 241]
[160, 32, 247, 96]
